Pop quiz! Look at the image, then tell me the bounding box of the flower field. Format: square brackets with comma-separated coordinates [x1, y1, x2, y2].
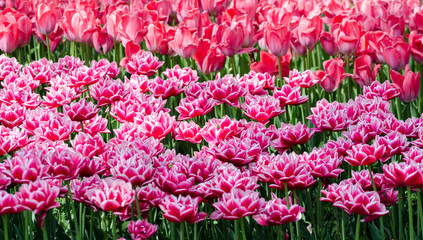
[1, 0, 423, 240]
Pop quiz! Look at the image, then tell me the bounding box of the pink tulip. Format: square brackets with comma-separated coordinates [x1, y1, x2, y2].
[208, 75, 247, 107]
[271, 123, 315, 153]
[304, 148, 344, 178]
[44, 147, 87, 180]
[137, 184, 168, 207]
[250, 51, 291, 78]
[127, 219, 157, 240]
[241, 94, 285, 124]
[264, 23, 291, 57]
[71, 132, 106, 158]
[0, 126, 30, 156]
[33, 111, 77, 141]
[383, 42, 410, 71]
[200, 0, 230, 15]
[4, 8, 31, 48]
[390, 65, 421, 102]
[0, 55, 21, 81]
[285, 70, 318, 88]
[296, 15, 322, 49]
[86, 177, 134, 212]
[351, 170, 385, 191]
[60, 7, 98, 43]
[192, 39, 226, 74]
[117, 14, 147, 46]
[89, 77, 127, 107]
[345, 142, 385, 166]
[34, 3, 58, 36]
[210, 188, 265, 220]
[0, 103, 26, 128]
[145, 22, 173, 55]
[83, 114, 110, 136]
[347, 55, 380, 87]
[331, 17, 361, 55]
[320, 31, 339, 56]
[0, 10, 18, 53]
[64, 98, 99, 122]
[159, 195, 207, 223]
[210, 137, 261, 167]
[172, 121, 203, 144]
[163, 66, 199, 86]
[201, 117, 244, 147]
[4, 147, 47, 183]
[137, 111, 177, 140]
[273, 85, 309, 106]
[409, 31, 423, 64]
[155, 166, 195, 196]
[254, 193, 305, 226]
[375, 132, 409, 162]
[315, 58, 346, 93]
[121, 49, 164, 76]
[343, 117, 382, 144]
[363, 80, 400, 101]
[238, 71, 271, 95]
[0, 191, 24, 215]
[169, 26, 199, 59]
[92, 26, 114, 55]
[148, 76, 184, 99]
[211, 165, 259, 196]
[383, 161, 423, 188]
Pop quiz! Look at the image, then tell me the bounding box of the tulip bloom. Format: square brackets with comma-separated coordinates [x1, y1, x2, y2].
[315, 58, 346, 93]
[264, 23, 291, 57]
[193, 39, 226, 74]
[296, 15, 322, 49]
[34, 3, 58, 36]
[0, 10, 18, 53]
[390, 65, 420, 102]
[331, 17, 361, 55]
[348, 54, 380, 87]
[169, 26, 199, 59]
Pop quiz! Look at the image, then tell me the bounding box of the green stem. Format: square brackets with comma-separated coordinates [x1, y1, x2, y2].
[24, 211, 29, 240]
[42, 218, 48, 240]
[134, 191, 142, 219]
[355, 215, 361, 240]
[408, 186, 414, 240]
[240, 218, 247, 240]
[284, 182, 295, 240]
[3, 215, 8, 240]
[418, 189, 423, 236]
[277, 56, 283, 87]
[67, 181, 80, 240]
[231, 56, 237, 76]
[171, 222, 176, 240]
[399, 187, 404, 240]
[293, 190, 300, 240]
[111, 214, 117, 240]
[317, 179, 323, 238]
[234, 219, 239, 240]
[342, 211, 346, 240]
[180, 222, 186, 240]
[368, 165, 385, 238]
[89, 208, 94, 240]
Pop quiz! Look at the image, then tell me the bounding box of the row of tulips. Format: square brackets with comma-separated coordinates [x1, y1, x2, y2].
[1, 0, 423, 240]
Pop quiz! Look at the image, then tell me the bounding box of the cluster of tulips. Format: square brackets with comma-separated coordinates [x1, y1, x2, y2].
[1, 0, 423, 240]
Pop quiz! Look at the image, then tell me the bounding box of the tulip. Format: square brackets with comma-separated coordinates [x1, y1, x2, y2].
[211, 165, 259, 196]
[383, 161, 423, 188]
[320, 31, 339, 56]
[137, 111, 177, 140]
[210, 188, 266, 220]
[4, 148, 48, 183]
[250, 51, 291, 78]
[296, 15, 322, 49]
[0, 10, 18, 53]
[347, 54, 380, 87]
[121, 49, 164, 76]
[145, 22, 173, 55]
[92, 26, 114, 55]
[89, 77, 127, 107]
[273, 85, 309, 106]
[390, 65, 420, 102]
[208, 75, 247, 107]
[331, 17, 361, 55]
[34, 3, 58, 36]
[363, 80, 400, 101]
[0, 191, 24, 215]
[148, 76, 184, 99]
[383, 42, 410, 71]
[304, 147, 344, 178]
[210, 137, 261, 167]
[64, 98, 99, 122]
[315, 58, 346, 93]
[264, 23, 291, 57]
[117, 14, 147, 46]
[201, 117, 244, 147]
[169, 26, 199, 59]
[193, 39, 226, 74]
[172, 121, 203, 144]
[241, 94, 285, 124]
[127, 219, 157, 240]
[71, 132, 106, 158]
[409, 31, 423, 64]
[60, 7, 98, 43]
[176, 93, 217, 120]
[345, 143, 385, 166]
[159, 195, 207, 223]
[285, 69, 318, 88]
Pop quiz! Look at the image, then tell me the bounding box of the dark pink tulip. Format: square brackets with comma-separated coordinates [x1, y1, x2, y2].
[82, 114, 110, 136]
[383, 161, 423, 188]
[285, 70, 318, 88]
[60, 7, 97, 43]
[208, 75, 247, 108]
[70, 175, 102, 206]
[4, 147, 47, 183]
[112, 93, 165, 123]
[304, 148, 344, 179]
[90, 77, 127, 107]
[0, 191, 24, 215]
[193, 39, 226, 74]
[64, 99, 99, 122]
[390, 65, 421, 102]
[345, 142, 385, 166]
[403, 146, 423, 164]
[201, 117, 244, 147]
[307, 99, 353, 131]
[121, 49, 164, 76]
[363, 80, 400, 101]
[332, 184, 389, 222]
[145, 22, 173, 54]
[409, 31, 423, 64]
[382, 116, 419, 139]
[211, 165, 259, 196]
[324, 137, 354, 157]
[238, 71, 270, 95]
[149, 76, 184, 99]
[22, 58, 53, 85]
[254, 193, 305, 226]
[137, 111, 177, 140]
[0, 9, 18, 53]
[315, 58, 346, 93]
[34, 3, 58, 36]
[210, 137, 261, 167]
[33, 112, 77, 142]
[320, 31, 339, 56]
[128, 219, 158, 240]
[108, 150, 155, 187]
[250, 51, 291, 78]
[4, 8, 31, 48]
[331, 16, 361, 55]
[163, 66, 199, 86]
[86, 177, 134, 212]
[321, 181, 351, 204]
[216, 21, 250, 57]
[351, 170, 384, 191]
[70, 66, 103, 88]
[44, 147, 87, 180]
[71, 132, 106, 158]
[0, 103, 26, 128]
[17, 179, 61, 224]
[137, 184, 168, 207]
[383, 42, 410, 71]
[273, 85, 309, 106]
[159, 195, 207, 223]
[347, 55, 380, 87]
[271, 123, 315, 153]
[172, 121, 202, 144]
[155, 166, 195, 196]
[343, 117, 382, 144]
[0, 126, 30, 156]
[0, 55, 21, 81]
[241, 94, 285, 124]
[375, 132, 409, 162]
[43, 77, 81, 108]
[210, 188, 265, 220]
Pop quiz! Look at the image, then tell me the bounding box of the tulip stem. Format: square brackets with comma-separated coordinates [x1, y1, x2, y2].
[367, 165, 385, 238]
[399, 187, 404, 240]
[293, 190, 300, 240]
[180, 222, 186, 240]
[66, 181, 80, 240]
[3, 214, 8, 240]
[355, 215, 361, 240]
[240, 218, 247, 240]
[234, 219, 240, 240]
[134, 191, 142, 219]
[42, 218, 48, 240]
[284, 182, 295, 240]
[277, 56, 283, 87]
[89, 208, 94, 240]
[417, 189, 423, 236]
[341, 211, 346, 240]
[171, 222, 176, 240]
[46, 35, 52, 61]
[408, 186, 414, 240]
[231, 57, 237, 76]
